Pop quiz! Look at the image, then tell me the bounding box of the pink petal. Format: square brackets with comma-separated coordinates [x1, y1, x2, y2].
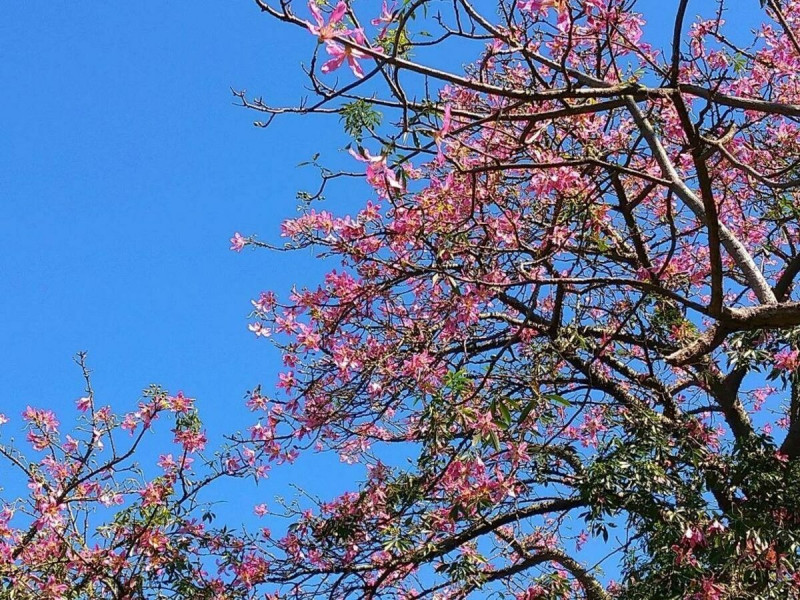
[556, 9, 570, 32]
[348, 147, 367, 162]
[347, 55, 365, 78]
[384, 168, 403, 189]
[351, 28, 367, 45]
[324, 40, 345, 56]
[441, 104, 452, 135]
[322, 54, 346, 74]
[308, 1, 325, 26]
[330, 1, 348, 24]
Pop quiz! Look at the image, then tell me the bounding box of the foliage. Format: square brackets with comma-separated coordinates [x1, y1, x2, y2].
[340, 100, 383, 142]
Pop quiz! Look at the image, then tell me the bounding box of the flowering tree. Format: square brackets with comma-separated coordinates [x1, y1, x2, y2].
[233, 0, 800, 598]
[0, 353, 277, 598]
[4, 0, 800, 599]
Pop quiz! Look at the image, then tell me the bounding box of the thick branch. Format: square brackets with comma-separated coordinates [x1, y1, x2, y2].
[666, 302, 800, 365]
[625, 97, 777, 305]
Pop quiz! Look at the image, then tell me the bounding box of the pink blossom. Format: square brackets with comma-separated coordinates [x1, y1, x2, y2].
[307, 1, 348, 41]
[683, 526, 706, 549]
[225, 455, 241, 472]
[230, 232, 246, 252]
[707, 520, 726, 535]
[518, 0, 565, 16]
[139, 482, 167, 507]
[321, 41, 368, 78]
[22, 406, 59, 433]
[99, 491, 124, 507]
[174, 428, 207, 453]
[518, 0, 570, 33]
[349, 147, 403, 191]
[774, 348, 799, 371]
[252, 291, 277, 312]
[121, 413, 138, 435]
[575, 530, 589, 551]
[42, 576, 69, 600]
[371, 1, 395, 35]
[63, 435, 78, 453]
[440, 103, 452, 136]
[434, 104, 452, 163]
[277, 371, 296, 392]
[168, 391, 194, 413]
[694, 577, 725, 600]
[158, 454, 178, 471]
[248, 321, 272, 337]
[518, 0, 547, 12]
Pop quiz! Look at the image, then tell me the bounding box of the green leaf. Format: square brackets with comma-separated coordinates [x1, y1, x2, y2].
[495, 401, 512, 429]
[340, 100, 382, 142]
[519, 398, 538, 423]
[546, 394, 571, 407]
[489, 431, 501, 452]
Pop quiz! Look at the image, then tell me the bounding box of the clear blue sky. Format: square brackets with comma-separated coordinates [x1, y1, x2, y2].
[0, 0, 766, 548]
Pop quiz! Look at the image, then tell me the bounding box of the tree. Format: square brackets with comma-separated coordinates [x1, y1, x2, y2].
[3, 0, 800, 598]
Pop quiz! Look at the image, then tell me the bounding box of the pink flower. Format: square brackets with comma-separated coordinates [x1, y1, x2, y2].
[252, 291, 277, 312]
[707, 520, 726, 535]
[158, 454, 178, 470]
[696, 577, 725, 600]
[350, 27, 368, 46]
[42, 576, 69, 600]
[63, 435, 78, 453]
[0, 414, 7, 425]
[774, 348, 799, 371]
[248, 321, 272, 337]
[22, 406, 59, 433]
[76, 396, 91, 412]
[254, 503, 269, 517]
[174, 428, 207, 453]
[168, 391, 194, 413]
[434, 104, 453, 163]
[518, 0, 543, 11]
[371, 0, 395, 35]
[307, 1, 348, 41]
[121, 413, 139, 435]
[224, 455, 241, 473]
[518, 0, 570, 32]
[277, 371, 296, 392]
[440, 103, 452, 136]
[99, 491, 124, 507]
[518, 0, 565, 14]
[576, 530, 589, 551]
[321, 41, 367, 78]
[230, 232, 246, 252]
[139, 482, 166, 507]
[349, 147, 403, 190]
[683, 526, 705, 548]
[555, 8, 570, 32]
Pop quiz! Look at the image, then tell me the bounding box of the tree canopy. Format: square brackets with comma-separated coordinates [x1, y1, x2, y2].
[4, 1, 800, 599]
